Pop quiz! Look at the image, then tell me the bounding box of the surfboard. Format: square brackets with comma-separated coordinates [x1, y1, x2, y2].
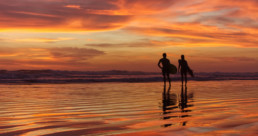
[187, 67, 194, 77]
[169, 64, 177, 74]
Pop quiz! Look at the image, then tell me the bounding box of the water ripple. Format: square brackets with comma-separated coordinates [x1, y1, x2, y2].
[0, 81, 257, 136]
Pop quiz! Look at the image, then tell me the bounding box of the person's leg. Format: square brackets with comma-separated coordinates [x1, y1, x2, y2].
[181, 72, 184, 85]
[167, 73, 171, 86]
[184, 73, 187, 85]
[163, 72, 166, 85]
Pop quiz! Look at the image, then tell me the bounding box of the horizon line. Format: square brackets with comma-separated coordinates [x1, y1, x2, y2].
[0, 69, 257, 73]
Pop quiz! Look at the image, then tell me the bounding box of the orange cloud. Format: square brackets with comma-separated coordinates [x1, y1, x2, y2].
[0, 0, 132, 31]
[65, 5, 81, 9]
[0, 47, 105, 70]
[115, 0, 177, 14]
[116, 0, 258, 48]
[0, 0, 180, 31]
[0, 0, 257, 33]
[85, 39, 163, 48]
[14, 37, 75, 43]
[126, 23, 258, 48]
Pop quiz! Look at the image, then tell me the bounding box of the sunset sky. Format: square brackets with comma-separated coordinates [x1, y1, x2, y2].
[0, 0, 257, 72]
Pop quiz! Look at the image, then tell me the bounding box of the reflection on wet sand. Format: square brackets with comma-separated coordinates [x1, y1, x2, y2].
[0, 81, 257, 136]
[162, 85, 194, 127]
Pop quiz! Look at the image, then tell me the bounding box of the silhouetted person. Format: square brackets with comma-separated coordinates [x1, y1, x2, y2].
[158, 53, 171, 86]
[178, 55, 193, 85]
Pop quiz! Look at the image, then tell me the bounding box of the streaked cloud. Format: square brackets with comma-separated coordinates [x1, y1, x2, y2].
[14, 37, 75, 43]
[0, 47, 105, 70]
[0, 0, 257, 32]
[0, 0, 132, 31]
[126, 24, 258, 47]
[85, 39, 164, 48]
[49, 47, 104, 61]
[0, 0, 181, 31]
[65, 5, 81, 9]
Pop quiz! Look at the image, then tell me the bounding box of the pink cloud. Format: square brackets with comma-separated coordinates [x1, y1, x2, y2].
[0, 0, 180, 31]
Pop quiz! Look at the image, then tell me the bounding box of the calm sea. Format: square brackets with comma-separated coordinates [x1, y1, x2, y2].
[0, 80, 257, 136]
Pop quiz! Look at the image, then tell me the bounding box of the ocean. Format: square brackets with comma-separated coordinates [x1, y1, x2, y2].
[0, 80, 257, 136]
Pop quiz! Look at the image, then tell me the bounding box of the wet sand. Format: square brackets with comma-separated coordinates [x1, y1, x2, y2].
[0, 80, 257, 136]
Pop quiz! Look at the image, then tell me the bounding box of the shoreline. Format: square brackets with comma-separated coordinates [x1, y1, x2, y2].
[0, 79, 257, 85]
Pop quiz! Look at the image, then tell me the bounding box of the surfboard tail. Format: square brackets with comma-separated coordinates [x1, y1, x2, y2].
[187, 67, 194, 77]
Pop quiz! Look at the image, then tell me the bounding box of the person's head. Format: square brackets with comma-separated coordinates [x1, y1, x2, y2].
[181, 55, 185, 60]
[163, 53, 167, 58]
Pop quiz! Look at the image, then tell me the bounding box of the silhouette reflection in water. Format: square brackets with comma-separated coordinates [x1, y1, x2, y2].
[162, 85, 177, 127]
[179, 85, 188, 111]
[161, 85, 194, 127]
[179, 85, 193, 126]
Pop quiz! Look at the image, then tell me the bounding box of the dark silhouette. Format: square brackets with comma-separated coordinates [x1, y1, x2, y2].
[179, 85, 188, 126]
[158, 53, 171, 86]
[179, 85, 195, 126]
[161, 85, 194, 127]
[179, 85, 194, 111]
[178, 55, 193, 85]
[162, 85, 177, 127]
[179, 85, 188, 111]
[162, 85, 172, 116]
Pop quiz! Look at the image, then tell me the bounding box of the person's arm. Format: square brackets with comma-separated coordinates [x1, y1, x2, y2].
[158, 59, 162, 69]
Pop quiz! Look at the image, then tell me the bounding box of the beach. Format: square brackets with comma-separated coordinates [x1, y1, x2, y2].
[0, 80, 257, 136]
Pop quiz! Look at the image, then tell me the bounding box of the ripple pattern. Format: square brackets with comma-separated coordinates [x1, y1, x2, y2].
[0, 80, 257, 136]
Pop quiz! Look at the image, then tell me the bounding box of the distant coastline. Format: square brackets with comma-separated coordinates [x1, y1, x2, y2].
[0, 70, 257, 84]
